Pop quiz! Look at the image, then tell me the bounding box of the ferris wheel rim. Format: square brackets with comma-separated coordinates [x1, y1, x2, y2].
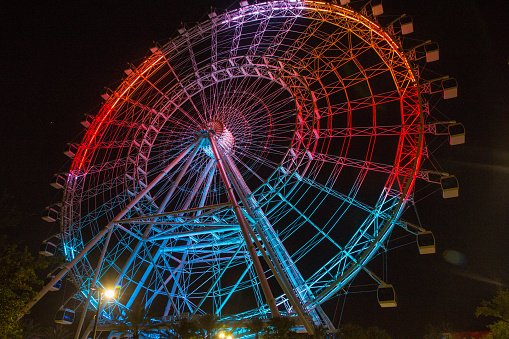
[54, 0, 428, 327]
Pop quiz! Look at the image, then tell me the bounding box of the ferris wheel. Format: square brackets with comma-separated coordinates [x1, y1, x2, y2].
[30, 0, 463, 336]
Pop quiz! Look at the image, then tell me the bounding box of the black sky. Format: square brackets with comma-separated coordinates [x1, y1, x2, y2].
[1, 1, 508, 337]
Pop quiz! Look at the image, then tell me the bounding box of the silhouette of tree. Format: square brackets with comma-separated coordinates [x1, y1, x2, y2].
[309, 324, 327, 339]
[112, 304, 157, 339]
[476, 289, 509, 338]
[40, 325, 72, 339]
[168, 317, 199, 339]
[264, 317, 297, 339]
[246, 317, 264, 339]
[0, 235, 47, 338]
[338, 324, 367, 339]
[338, 324, 391, 339]
[197, 314, 220, 339]
[19, 319, 43, 339]
[423, 322, 454, 339]
[365, 326, 391, 339]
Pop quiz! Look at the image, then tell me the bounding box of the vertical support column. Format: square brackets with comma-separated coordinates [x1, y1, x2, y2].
[208, 133, 280, 317]
[222, 155, 315, 334]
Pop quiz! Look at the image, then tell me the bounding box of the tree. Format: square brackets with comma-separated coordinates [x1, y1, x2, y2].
[197, 314, 220, 339]
[246, 317, 264, 339]
[264, 317, 297, 339]
[338, 324, 392, 339]
[309, 324, 327, 339]
[423, 322, 454, 339]
[112, 304, 157, 339]
[19, 319, 43, 339]
[40, 325, 72, 339]
[338, 324, 367, 339]
[0, 235, 46, 338]
[365, 326, 392, 339]
[169, 317, 199, 339]
[476, 289, 509, 338]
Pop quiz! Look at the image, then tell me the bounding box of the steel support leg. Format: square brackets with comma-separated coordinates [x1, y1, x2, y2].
[208, 133, 280, 317]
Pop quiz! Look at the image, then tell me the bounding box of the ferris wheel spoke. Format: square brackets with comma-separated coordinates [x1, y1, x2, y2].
[274, 192, 344, 251]
[130, 66, 201, 128]
[114, 92, 198, 132]
[153, 145, 200, 214]
[181, 158, 216, 211]
[229, 154, 266, 184]
[160, 57, 206, 127]
[272, 192, 380, 293]
[233, 149, 281, 172]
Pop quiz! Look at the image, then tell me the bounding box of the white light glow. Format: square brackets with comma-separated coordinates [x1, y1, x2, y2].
[104, 289, 116, 299]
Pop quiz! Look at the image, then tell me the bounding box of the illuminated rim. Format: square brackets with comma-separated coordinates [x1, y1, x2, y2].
[60, 1, 424, 325]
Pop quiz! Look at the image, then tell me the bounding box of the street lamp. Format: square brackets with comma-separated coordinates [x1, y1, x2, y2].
[219, 332, 232, 339]
[92, 288, 116, 339]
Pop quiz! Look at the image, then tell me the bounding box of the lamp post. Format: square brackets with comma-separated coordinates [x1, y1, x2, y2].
[92, 288, 116, 339]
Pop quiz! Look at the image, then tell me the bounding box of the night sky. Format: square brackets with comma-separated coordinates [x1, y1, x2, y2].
[1, 1, 508, 338]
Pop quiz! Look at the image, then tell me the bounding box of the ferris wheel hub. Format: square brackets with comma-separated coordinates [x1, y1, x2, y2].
[201, 120, 235, 158]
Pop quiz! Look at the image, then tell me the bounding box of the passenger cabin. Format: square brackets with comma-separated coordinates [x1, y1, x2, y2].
[44, 276, 62, 292]
[55, 309, 75, 325]
[371, 0, 383, 16]
[340, 0, 350, 4]
[39, 241, 57, 256]
[64, 143, 78, 159]
[377, 284, 397, 308]
[441, 175, 459, 198]
[442, 78, 458, 99]
[417, 231, 436, 254]
[400, 16, 413, 35]
[80, 115, 94, 128]
[50, 173, 67, 189]
[42, 206, 59, 222]
[425, 43, 439, 62]
[448, 123, 465, 145]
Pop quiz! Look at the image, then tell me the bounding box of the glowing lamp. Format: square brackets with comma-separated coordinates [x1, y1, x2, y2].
[104, 289, 116, 299]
